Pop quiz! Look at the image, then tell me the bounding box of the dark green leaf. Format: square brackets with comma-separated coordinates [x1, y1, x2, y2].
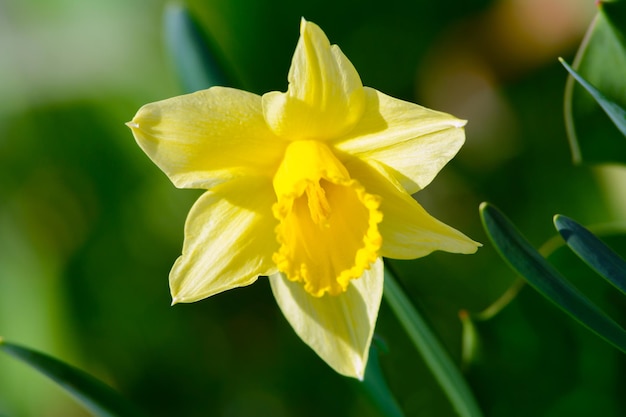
[479, 202, 626, 354]
[563, 5, 626, 164]
[560, 58, 626, 137]
[164, 3, 230, 93]
[0, 339, 147, 417]
[359, 343, 405, 417]
[554, 214, 626, 294]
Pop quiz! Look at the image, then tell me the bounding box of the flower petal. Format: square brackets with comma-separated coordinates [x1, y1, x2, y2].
[262, 19, 365, 141]
[269, 258, 383, 379]
[170, 176, 278, 303]
[335, 87, 467, 194]
[345, 158, 480, 259]
[128, 86, 285, 189]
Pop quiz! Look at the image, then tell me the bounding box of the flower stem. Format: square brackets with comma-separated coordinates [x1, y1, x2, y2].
[383, 266, 484, 417]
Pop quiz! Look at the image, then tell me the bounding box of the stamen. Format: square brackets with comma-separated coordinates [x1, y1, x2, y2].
[305, 181, 331, 226]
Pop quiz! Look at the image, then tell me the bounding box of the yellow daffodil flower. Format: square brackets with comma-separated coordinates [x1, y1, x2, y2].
[127, 19, 479, 379]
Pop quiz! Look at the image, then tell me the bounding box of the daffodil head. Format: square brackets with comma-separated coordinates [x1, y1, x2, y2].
[127, 17, 479, 379]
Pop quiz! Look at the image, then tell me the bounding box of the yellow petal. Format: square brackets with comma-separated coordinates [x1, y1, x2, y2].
[262, 19, 365, 141]
[335, 87, 466, 194]
[170, 176, 278, 303]
[346, 158, 480, 259]
[272, 140, 382, 296]
[269, 257, 384, 379]
[127, 86, 285, 189]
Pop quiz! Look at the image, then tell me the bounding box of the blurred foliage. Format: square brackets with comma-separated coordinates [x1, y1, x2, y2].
[1, 0, 625, 416]
[164, 3, 231, 93]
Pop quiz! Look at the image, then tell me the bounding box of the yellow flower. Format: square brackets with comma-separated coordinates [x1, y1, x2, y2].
[127, 19, 479, 379]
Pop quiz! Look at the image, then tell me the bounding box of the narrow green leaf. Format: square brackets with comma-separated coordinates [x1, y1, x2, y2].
[563, 6, 626, 165]
[164, 3, 230, 93]
[554, 214, 626, 294]
[560, 58, 626, 137]
[0, 338, 146, 417]
[359, 343, 405, 417]
[479, 202, 626, 354]
[383, 268, 484, 417]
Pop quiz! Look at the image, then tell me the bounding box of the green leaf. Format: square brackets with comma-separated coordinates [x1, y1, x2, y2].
[383, 268, 484, 417]
[560, 58, 626, 137]
[563, 3, 626, 164]
[554, 214, 626, 295]
[0, 339, 147, 417]
[164, 3, 230, 93]
[479, 202, 626, 354]
[359, 342, 405, 417]
[602, 0, 626, 44]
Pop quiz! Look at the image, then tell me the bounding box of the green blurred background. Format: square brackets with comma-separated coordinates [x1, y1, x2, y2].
[1, 0, 625, 416]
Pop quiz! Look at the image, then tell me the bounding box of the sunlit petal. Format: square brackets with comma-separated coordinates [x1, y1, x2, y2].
[269, 258, 383, 379]
[335, 87, 466, 194]
[170, 176, 278, 303]
[346, 158, 480, 259]
[128, 86, 285, 189]
[262, 19, 365, 141]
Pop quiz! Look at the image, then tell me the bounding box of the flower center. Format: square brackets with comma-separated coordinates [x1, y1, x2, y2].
[272, 140, 383, 297]
[305, 181, 331, 226]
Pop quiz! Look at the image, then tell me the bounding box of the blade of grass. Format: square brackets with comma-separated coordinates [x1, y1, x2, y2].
[0, 338, 147, 417]
[554, 214, 626, 294]
[480, 202, 626, 354]
[383, 268, 484, 417]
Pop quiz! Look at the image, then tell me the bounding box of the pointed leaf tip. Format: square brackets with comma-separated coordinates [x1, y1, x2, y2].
[562, 4, 626, 165]
[554, 214, 626, 295]
[561, 57, 626, 138]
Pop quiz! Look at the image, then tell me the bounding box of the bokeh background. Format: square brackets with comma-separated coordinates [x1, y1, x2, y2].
[1, 0, 625, 416]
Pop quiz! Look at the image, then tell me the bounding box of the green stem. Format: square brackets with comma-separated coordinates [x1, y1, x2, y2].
[383, 267, 484, 417]
[473, 277, 525, 321]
